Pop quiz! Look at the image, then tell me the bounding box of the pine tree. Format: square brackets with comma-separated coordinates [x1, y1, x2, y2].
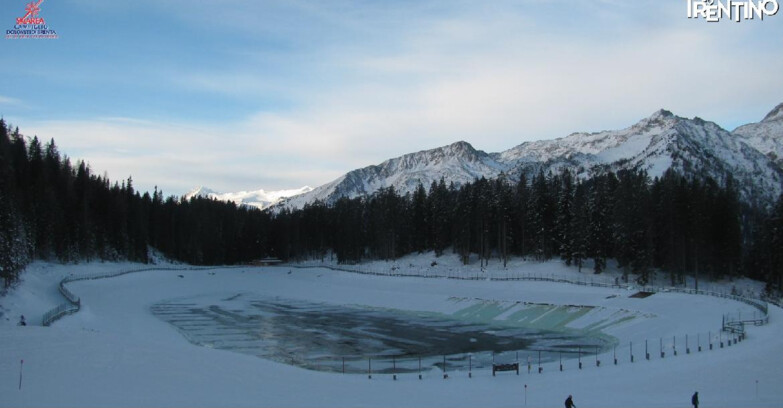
[587, 174, 612, 274]
[454, 183, 473, 265]
[428, 178, 452, 256]
[557, 170, 575, 266]
[0, 121, 30, 286]
[612, 170, 652, 283]
[0, 193, 30, 288]
[570, 182, 590, 273]
[768, 194, 783, 291]
[494, 176, 513, 268]
[529, 170, 555, 260]
[411, 183, 428, 253]
[512, 173, 531, 258]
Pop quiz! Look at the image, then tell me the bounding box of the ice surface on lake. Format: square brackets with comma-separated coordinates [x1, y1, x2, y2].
[152, 293, 617, 373]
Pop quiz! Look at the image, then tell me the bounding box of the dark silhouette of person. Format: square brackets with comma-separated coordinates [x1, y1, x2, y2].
[692, 391, 699, 408]
[565, 394, 576, 408]
[19, 315, 26, 326]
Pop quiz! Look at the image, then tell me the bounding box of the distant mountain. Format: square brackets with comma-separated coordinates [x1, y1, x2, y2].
[733, 102, 783, 169]
[275, 104, 783, 210]
[499, 108, 783, 207]
[184, 186, 313, 210]
[280, 141, 506, 209]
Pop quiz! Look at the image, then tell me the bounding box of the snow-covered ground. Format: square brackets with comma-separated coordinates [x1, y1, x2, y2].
[1, 254, 781, 408]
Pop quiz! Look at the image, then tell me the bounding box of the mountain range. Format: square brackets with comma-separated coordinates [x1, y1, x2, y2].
[188, 102, 783, 210]
[183, 186, 313, 210]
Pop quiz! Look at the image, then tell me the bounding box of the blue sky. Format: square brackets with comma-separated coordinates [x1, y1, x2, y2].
[2, 0, 782, 196]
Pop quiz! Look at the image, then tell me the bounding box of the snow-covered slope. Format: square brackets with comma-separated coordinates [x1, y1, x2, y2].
[184, 186, 313, 210]
[276, 104, 783, 210]
[281, 141, 506, 208]
[733, 102, 783, 169]
[499, 109, 783, 207]
[495, 109, 681, 180]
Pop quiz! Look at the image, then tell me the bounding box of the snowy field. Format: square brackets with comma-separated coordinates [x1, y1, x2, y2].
[1, 254, 781, 408]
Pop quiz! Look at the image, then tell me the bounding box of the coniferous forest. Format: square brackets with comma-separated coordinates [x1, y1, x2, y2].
[1, 121, 782, 294]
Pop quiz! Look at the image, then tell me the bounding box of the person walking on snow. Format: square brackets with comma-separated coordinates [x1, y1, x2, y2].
[565, 395, 576, 408]
[692, 391, 699, 408]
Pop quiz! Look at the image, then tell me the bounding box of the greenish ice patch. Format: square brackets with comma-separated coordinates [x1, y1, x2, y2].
[452, 302, 518, 322]
[504, 304, 594, 331]
[449, 300, 639, 349]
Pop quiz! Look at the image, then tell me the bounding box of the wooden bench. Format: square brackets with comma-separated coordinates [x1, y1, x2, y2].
[492, 363, 519, 376]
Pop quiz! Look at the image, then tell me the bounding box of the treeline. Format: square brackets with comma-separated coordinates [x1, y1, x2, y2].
[1, 121, 782, 294]
[279, 171, 783, 291]
[278, 171, 755, 286]
[0, 121, 272, 287]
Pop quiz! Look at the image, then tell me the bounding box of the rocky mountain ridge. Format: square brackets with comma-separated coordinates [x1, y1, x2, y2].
[192, 103, 783, 210]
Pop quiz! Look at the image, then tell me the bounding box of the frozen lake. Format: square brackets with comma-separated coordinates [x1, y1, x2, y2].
[6, 262, 778, 408]
[152, 293, 612, 374]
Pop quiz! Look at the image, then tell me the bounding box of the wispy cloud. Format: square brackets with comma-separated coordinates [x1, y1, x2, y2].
[16, 116, 344, 196]
[6, 1, 782, 196]
[0, 95, 26, 108]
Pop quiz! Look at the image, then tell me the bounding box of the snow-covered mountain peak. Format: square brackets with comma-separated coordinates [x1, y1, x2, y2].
[649, 108, 675, 120]
[184, 186, 219, 200]
[732, 102, 783, 171]
[382, 140, 484, 168]
[183, 186, 313, 210]
[630, 109, 679, 131]
[277, 141, 504, 210]
[445, 140, 477, 155]
[497, 109, 681, 166]
[762, 102, 783, 123]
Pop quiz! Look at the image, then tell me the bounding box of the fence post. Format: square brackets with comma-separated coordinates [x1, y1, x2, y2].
[419, 356, 422, 380]
[560, 351, 563, 371]
[443, 355, 448, 379]
[578, 347, 582, 369]
[646, 340, 650, 360]
[596, 346, 600, 367]
[673, 335, 677, 356]
[393, 356, 397, 381]
[660, 337, 665, 358]
[538, 350, 542, 373]
[368, 357, 372, 379]
[469, 354, 472, 378]
[630, 341, 634, 363]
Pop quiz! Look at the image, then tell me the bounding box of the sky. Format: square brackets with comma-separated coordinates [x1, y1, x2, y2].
[2, 0, 782, 197]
